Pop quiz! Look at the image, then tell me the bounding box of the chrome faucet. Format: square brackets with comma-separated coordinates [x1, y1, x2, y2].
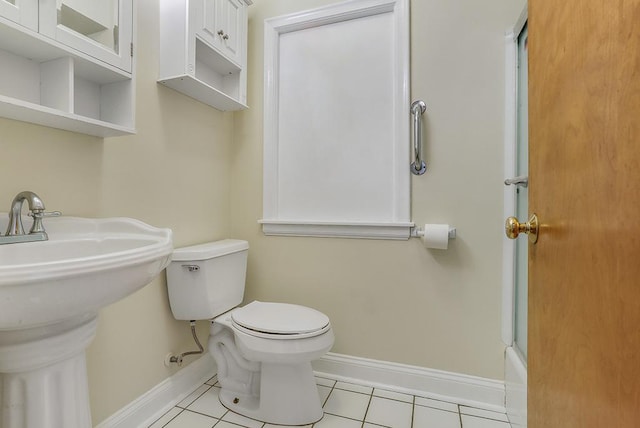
[1, 191, 61, 245]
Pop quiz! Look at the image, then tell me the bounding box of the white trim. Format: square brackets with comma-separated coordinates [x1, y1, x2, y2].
[312, 352, 506, 412]
[95, 354, 216, 428]
[98, 351, 508, 426]
[259, 220, 414, 240]
[505, 346, 527, 427]
[264, 0, 397, 34]
[503, 6, 528, 427]
[501, 4, 528, 347]
[501, 26, 518, 347]
[512, 6, 528, 40]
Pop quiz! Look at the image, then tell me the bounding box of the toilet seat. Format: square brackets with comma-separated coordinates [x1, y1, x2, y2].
[231, 301, 331, 340]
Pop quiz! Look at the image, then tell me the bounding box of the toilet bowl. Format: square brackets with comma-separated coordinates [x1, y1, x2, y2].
[210, 301, 334, 425]
[165, 240, 334, 426]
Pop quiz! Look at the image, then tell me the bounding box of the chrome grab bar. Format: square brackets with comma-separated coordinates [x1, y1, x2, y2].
[411, 100, 427, 175]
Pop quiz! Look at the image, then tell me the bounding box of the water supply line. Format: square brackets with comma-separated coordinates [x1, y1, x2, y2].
[166, 321, 203, 366]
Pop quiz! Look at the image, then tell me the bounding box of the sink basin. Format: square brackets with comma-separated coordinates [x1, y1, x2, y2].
[0, 215, 172, 428]
[0, 215, 173, 331]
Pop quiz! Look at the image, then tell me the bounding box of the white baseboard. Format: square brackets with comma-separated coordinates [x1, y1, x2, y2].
[95, 354, 216, 428]
[98, 351, 506, 427]
[312, 352, 506, 412]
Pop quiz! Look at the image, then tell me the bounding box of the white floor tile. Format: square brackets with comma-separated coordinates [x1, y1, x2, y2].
[313, 413, 362, 428]
[148, 407, 182, 428]
[373, 388, 414, 403]
[365, 396, 412, 428]
[148, 372, 514, 428]
[216, 421, 260, 428]
[460, 415, 511, 428]
[323, 389, 371, 421]
[318, 385, 332, 406]
[186, 386, 228, 418]
[459, 406, 509, 422]
[176, 385, 211, 408]
[414, 396, 459, 413]
[413, 405, 461, 428]
[335, 381, 374, 395]
[164, 410, 218, 428]
[221, 410, 265, 428]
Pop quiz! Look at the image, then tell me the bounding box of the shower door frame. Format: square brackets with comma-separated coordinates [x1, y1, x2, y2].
[502, 4, 528, 427]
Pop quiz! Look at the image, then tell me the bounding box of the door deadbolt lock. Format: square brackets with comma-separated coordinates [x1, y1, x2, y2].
[505, 213, 539, 244]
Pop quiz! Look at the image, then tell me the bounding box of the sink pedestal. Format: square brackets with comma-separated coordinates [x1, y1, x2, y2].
[0, 214, 173, 428]
[0, 315, 98, 428]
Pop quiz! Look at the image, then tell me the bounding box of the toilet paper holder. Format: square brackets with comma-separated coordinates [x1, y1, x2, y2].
[410, 224, 456, 250]
[411, 225, 457, 240]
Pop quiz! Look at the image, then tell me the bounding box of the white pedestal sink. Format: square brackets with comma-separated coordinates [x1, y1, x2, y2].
[0, 216, 172, 428]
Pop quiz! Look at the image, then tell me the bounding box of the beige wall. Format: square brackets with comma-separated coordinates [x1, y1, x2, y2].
[231, 0, 526, 378]
[0, 0, 525, 424]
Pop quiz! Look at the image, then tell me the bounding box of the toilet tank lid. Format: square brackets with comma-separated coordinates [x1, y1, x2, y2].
[172, 239, 249, 261]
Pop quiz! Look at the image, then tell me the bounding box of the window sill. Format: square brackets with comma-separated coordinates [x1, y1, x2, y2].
[258, 220, 414, 240]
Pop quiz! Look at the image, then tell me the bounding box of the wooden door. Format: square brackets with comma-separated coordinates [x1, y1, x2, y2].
[528, 0, 640, 426]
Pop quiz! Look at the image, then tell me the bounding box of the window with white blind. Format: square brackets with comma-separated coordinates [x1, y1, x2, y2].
[260, 0, 412, 239]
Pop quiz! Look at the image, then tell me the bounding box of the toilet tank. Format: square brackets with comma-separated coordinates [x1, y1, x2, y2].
[166, 240, 248, 320]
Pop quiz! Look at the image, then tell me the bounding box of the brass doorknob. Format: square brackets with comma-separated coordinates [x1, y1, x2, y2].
[505, 213, 539, 243]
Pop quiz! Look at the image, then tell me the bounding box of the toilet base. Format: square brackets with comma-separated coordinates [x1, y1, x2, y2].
[219, 361, 323, 426]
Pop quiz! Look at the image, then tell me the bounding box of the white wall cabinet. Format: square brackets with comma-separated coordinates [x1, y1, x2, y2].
[40, 0, 133, 73]
[159, 0, 251, 111]
[195, 0, 243, 66]
[0, 0, 135, 137]
[0, 0, 37, 30]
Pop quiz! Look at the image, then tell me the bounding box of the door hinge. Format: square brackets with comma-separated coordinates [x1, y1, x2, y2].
[130, 43, 134, 57]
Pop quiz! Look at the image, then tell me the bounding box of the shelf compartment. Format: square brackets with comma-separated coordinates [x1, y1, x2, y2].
[0, 94, 134, 137]
[0, 14, 128, 85]
[158, 74, 246, 112]
[159, 36, 245, 111]
[0, 48, 133, 137]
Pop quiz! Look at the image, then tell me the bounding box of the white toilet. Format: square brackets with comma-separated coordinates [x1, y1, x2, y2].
[166, 239, 334, 426]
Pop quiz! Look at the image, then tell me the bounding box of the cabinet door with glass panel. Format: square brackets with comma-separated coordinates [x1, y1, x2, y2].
[0, 0, 36, 29]
[39, 0, 133, 73]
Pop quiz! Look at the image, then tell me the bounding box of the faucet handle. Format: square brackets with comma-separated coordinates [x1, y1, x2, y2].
[28, 210, 61, 234]
[30, 210, 62, 218]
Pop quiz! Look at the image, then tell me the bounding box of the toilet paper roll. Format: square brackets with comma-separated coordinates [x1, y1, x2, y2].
[422, 224, 450, 250]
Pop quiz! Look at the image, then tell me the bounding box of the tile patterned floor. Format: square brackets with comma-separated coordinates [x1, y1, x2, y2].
[148, 374, 512, 428]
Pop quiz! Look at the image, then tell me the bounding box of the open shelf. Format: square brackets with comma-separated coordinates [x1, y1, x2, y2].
[0, 94, 134, 137]
[0, 9, 134, 137]
[159, 37, 246, 111]
[158, 0, 249, 111]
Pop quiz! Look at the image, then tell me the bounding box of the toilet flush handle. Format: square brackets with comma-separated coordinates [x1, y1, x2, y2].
[182, 264, 200, 272]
